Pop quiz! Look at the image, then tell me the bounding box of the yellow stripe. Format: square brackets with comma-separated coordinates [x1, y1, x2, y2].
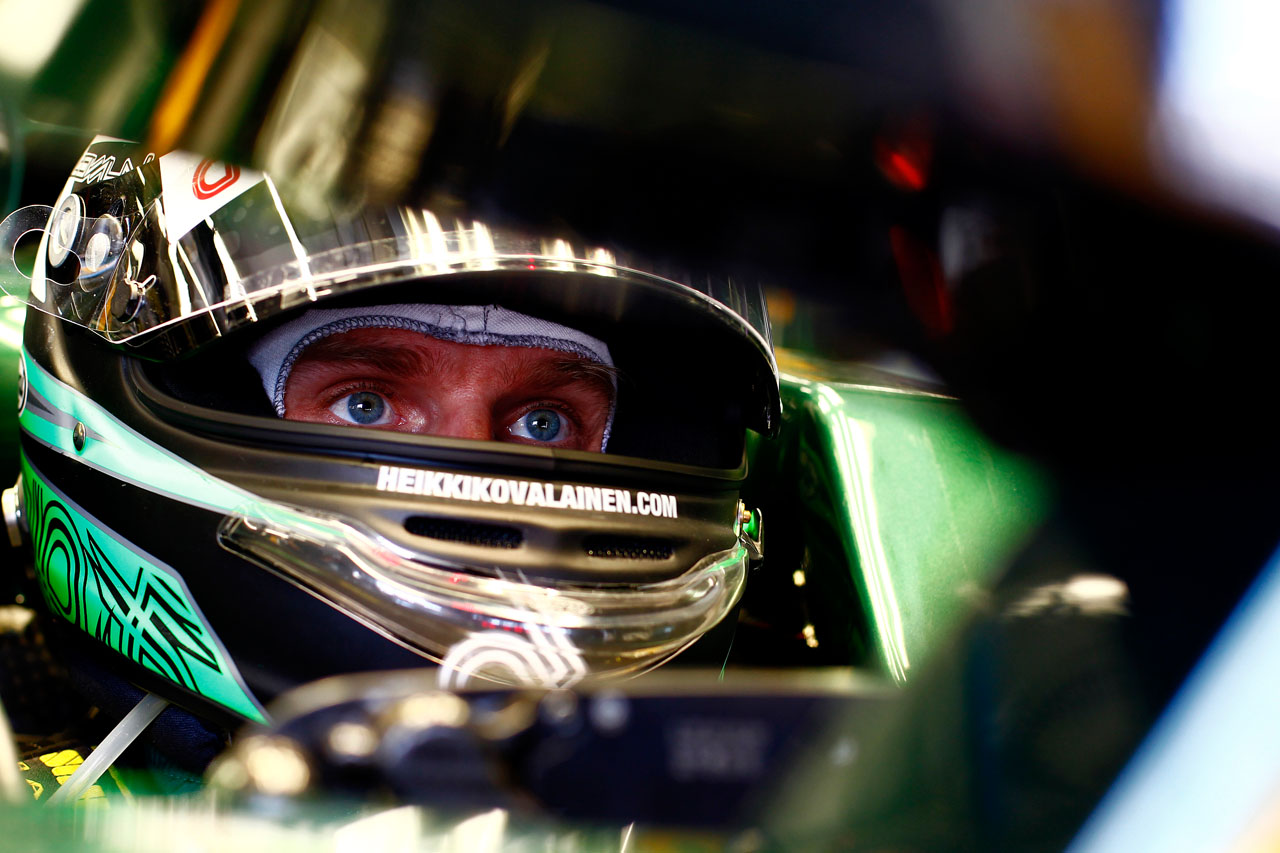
[147, 0, 242, 153]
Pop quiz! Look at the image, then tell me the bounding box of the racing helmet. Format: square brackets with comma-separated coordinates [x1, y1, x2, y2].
[0, 137, 777, 726]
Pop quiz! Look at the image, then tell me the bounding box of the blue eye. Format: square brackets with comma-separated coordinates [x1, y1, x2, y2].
[511, 408, 563, 442]
[331, 391, 392, 426]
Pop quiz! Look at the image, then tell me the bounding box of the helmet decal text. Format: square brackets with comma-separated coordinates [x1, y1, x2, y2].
[70, 150, 156, 186]
[374, 464, 679, 518]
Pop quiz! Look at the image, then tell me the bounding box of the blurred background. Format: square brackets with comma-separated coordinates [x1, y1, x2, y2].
[3, 0, 1280, 849]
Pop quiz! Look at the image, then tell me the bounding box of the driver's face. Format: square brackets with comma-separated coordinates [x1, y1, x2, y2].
[282, 327, 614, 451]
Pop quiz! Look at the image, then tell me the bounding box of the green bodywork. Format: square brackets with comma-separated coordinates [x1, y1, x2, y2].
[751, 366, 1051, 680]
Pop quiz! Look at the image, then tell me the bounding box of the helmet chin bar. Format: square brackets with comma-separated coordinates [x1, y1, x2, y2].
[217, 499, 748, 690]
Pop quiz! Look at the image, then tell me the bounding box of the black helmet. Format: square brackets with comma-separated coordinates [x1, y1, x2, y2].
[1, 137, 777, 725]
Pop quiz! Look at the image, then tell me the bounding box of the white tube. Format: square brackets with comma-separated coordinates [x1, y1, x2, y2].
[46, 693, 168, 806]
[0, 694, 27, 804]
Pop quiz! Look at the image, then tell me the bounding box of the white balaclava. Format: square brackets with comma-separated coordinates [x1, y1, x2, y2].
[247, 304, 615, 448]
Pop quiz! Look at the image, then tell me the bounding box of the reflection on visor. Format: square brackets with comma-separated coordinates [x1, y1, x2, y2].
[218, 499, 748, 689]
[1, 198, 773, 358]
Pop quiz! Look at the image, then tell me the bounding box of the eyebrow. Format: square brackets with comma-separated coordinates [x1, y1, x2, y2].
[293, 334, 618, 401]
[501, 356, 618, 403]
[291, 336, 440, 377]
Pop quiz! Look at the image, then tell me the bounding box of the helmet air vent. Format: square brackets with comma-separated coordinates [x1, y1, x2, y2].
[582, 535, 675, 561]
[404, 516, 523, 549]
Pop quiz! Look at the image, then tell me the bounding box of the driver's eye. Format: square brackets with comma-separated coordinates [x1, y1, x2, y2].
[508, 408, 565, 442]
[331, 390, 394, 426]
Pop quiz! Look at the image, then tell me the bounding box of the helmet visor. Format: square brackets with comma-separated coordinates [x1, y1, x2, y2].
[3, 142, 779, 439]
[0, 152, 772, 361]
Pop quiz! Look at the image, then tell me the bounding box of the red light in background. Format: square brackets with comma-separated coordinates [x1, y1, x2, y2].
[882, 150, 927, 192]
[874, 117, 934, 192]
[890, 225, 953, 337]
